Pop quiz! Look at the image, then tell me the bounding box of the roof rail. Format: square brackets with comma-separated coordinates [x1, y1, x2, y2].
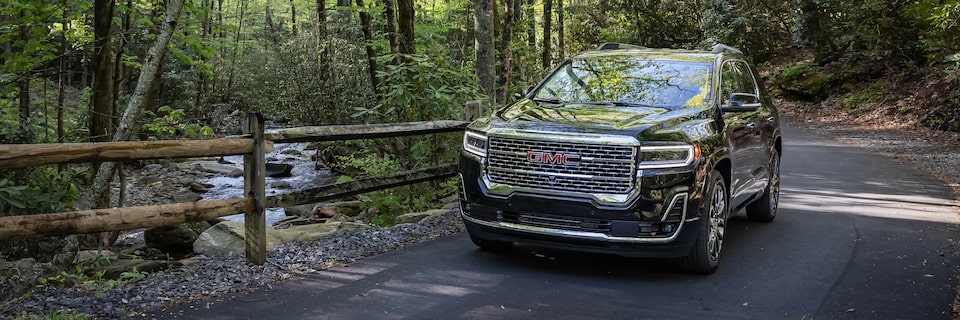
[711, 44, 743, 55]
[596, 42, 646, 51]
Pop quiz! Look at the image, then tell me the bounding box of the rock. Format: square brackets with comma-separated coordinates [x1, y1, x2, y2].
[147, 180, 176, 193]
[142, 164, 164, 172]
[280, 148, 303, 156]
[188, 182, 210, 193]
[193, 162, 243, 177]
[283, 203, 317, 218]
[193, 221, 283, 256]
[75, 250, 119, 266]
[270, 181, 292, 189]
[145, 225, 199, 254]
[172, 192, 202, 203]
[394, 209, 448, 224]
[137, 175, 162, 186]
[0, 259, 45, 303]
[276, 222, 371, 243]
[312, 201, 365, 218]
[265, 163, 294, 178]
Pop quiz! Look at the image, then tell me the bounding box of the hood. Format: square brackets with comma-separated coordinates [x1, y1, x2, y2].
[497, 99, 674, 129]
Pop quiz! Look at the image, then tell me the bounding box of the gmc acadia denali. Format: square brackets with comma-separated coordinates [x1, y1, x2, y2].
[457, 43, 782, 274]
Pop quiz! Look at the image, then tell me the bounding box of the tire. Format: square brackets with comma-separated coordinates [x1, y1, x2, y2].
[684, 170, 728, 274]
[469, 233, 513, 252]
[746, 149, 781, 222]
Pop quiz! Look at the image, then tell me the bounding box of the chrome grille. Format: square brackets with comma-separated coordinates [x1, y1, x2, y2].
[486, 137, 636, 193]
[501, 212, 611, 233]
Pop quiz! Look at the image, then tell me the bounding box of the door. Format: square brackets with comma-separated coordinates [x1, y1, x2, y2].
[720, 60, 763, 208]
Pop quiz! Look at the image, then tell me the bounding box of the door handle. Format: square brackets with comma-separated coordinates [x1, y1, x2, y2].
[746, 123, 757, 129]
[766, 116, 775, 122]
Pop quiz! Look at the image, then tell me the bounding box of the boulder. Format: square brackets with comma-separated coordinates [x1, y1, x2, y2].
[193, 221, 283, 256]
[172, 192, 202, 203]
[276, 222, 371, 243]
[193, 162, 243, 177]
[188, 182, 211, 193]
[0, 258, 45, 302]
[312, 201, 365, 218]
[266, 163, 294, 178]
[145, 225, 199, 254]
[394, 209, 447, 224]
[283, 203, 317, 218]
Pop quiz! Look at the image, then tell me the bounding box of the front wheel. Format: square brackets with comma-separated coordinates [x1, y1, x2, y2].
[746, 149, 780, 222]
[684, 169, 728, 274]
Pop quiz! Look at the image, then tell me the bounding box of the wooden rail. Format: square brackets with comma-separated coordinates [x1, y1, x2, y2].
[0, 106, 479, 265]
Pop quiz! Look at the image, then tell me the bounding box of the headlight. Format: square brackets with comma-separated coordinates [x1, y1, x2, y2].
[638, 145, 699, 169]
[463, 131, 488, 157]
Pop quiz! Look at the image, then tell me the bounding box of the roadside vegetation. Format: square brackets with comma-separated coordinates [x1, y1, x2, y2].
[1, 0, 959, 308]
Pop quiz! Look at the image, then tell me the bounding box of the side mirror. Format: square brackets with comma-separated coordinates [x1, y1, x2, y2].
[722, 93, 761, 112]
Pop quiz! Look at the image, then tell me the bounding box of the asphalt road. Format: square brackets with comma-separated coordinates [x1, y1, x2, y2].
[162, 125, 960, 320]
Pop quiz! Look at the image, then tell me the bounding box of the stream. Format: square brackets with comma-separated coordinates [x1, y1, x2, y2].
[200, 142, 335, 225]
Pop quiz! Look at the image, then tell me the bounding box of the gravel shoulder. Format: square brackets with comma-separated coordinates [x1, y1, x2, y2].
[780, 104, 960, 319]
[1, 205, 465, 319]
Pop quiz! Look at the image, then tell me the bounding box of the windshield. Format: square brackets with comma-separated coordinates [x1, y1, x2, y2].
[533, 57, 714, 108]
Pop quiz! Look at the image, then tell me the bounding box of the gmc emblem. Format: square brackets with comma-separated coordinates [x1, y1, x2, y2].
[527, 151, 580, 166]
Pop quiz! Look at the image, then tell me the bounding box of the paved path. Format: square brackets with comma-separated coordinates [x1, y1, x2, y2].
[161, 125, 960, 319]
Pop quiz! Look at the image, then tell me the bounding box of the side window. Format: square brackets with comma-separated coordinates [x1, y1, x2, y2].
[734, 61, 759, 97]
[720, 62, 740, 106]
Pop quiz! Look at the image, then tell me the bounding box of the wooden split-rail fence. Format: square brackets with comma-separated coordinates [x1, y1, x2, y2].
[0, 103, 482, 265]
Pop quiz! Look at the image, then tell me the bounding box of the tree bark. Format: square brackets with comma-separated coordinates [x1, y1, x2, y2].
[526, 0, 535, 48]
[357, 0, 379, 92]
[91, 0, 116, 145]
[474, 0, 496, 102]
[497, 0, 515, 104]
[265, 4, 279, 45]
[557, 0, 564, 59]
[76, 0, 187, 212]
[316, 0, 327, 76]
[541, 0, 552, 69]
[397, 0, 415, 54]
[290, 0, 297, 36]
[382, 0, 399, 55]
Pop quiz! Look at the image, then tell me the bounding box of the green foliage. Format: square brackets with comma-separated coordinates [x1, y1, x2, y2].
[140, 106, 214, 140]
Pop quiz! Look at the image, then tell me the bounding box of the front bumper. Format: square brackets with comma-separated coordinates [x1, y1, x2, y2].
[459, 151, 708, 257]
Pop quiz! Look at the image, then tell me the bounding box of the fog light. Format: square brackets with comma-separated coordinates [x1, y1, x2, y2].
[663, 223, 674, 233]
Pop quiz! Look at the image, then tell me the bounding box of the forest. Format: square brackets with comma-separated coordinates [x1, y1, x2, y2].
[1, 0, 960, 262]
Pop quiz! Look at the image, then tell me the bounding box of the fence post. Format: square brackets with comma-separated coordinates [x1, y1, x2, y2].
[465, 100, 482, 121]
[242, 112, 267, 265]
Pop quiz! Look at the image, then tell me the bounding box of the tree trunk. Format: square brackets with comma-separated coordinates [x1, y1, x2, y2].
[557, 0, 564, 59]
[397, 0, 415, 54]
[76, 0, 187, 212]
[526, 0, 535, 48]
[382, 0, 398, 55]
[497, 0, 515, 104]
[290, 0, 297, 36]
[265, 4, 279, 45]
[541, 0, 552, 69]
[227, 0, 245, 91]
[91, 0, 116, 221]
[316, 0, 327, 76]
[474, 0, 496, 102]
[357, 0, 380, 92]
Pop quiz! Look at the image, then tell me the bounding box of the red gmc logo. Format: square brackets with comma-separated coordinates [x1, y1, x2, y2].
[526, 151, 580, 165]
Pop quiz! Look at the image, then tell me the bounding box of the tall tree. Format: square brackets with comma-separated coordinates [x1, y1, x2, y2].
[57, 0, 68, 143]
[526, 0, 535, 48]
[497, 0, 516, 104]
[474, 0, 495, 101]
[91, 0, 116, 212]
[397, 0, 415, 54]
[557, 0, 563, 59]
[357, 0, 380, 91]
[316, 0, 327, 75]
[541, 0, 552, 69]
[290, 0, 297, 36]
[381, 0, 399, 55]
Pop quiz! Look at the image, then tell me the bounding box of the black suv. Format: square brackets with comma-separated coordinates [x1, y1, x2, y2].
[458, 43, 782, 274]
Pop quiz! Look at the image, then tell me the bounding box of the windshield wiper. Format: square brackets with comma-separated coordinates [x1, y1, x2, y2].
[587, 101, 658, 108]
[532, 97, 568, 105]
